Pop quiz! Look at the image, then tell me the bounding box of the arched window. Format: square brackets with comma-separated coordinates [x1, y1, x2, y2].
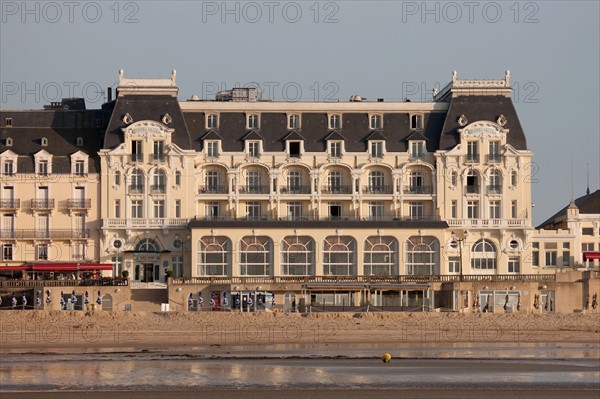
[488, 169, 502, 194]
[405, 236, 440, 275]
[240, 236, 272, 276]
[466, 169, 479, 194]
[471, 239, 497, 270]
[323, 236, 356, 275]
[129, 168, 144, 193]
[197, 236, 231, 276]
[364, 236, 398, 275]
[152, 169, 166, 193]
[136, 239, 159, 252]
[510, 170, 518, 186]
[281, 236, 314, 275]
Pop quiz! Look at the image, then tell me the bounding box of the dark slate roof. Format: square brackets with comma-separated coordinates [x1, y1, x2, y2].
[405, 131, 429, 141]
[201, 130, 223, 140]
[0, 109, 109, 173]
[183, 111, 446, 153]
[242, 130, 264, 141]
[537, 190, 600, 229]
[103, 95, 191, 150]
[324, 131, 345, 141]
[439, 95, 527, 151]
[284, 131, 304, 141]
[364, 130, 386, 141]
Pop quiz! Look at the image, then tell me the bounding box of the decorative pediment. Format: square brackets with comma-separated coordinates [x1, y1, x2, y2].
[365, 130, 386, 141]
[284, 130, 304, 141]
[243, 130, 263, 141]
[458, 120, 509, 140]
[70, 150, 89, 160]
[405, 131, 428, 142]
[34, 149, 52, 159]
[201, 130, 223, 141]
[324, 130, 345, 141]
[123, 120, 174, 139]
[0, 149, 18, 159]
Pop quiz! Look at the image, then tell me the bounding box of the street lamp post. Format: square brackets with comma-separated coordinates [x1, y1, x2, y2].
[452, 230, 469, 311]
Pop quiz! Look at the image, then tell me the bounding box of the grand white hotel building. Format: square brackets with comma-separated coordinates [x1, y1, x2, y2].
[2, 69, 597, 311]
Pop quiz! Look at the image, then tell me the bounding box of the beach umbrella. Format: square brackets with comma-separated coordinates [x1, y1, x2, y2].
[70, 290, 77, 304]
[46, 289, 52, 305]
[198, 292, 204, 306]
[84, 291, 89, 306]
[11, 292, 17, 309]
[96, 290, 102, 306]
[188, 293, 194, 308]
[36, 291, 41, 308]
[60, 291, 65, 308]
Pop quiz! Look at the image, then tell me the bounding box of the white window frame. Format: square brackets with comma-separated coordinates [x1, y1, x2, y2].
[246, 141, 262, 158]
[239, 236, 272, 276]
[197, 236, 231, 276]
[247, 114, 260, 129]
[363, 236, 397, 275]
[323, 236, 356, 276]
[410, 114, 423, 130]
[205, 141, 220, 158]
[328, 114, 341, 130]
[410, 141, 425, 158]
[369, 114, 382, 130]
[281, 236, 314, 276]
[288, 114, 301, 130]
[206, 114, 219, 129]
[369, 141, 384, 158]
[328, 141, 343, 158]
[286, 140, 304, 158]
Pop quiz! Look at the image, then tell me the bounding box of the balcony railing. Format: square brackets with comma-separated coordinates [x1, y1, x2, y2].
[321, 185, 351, 194]
[0, 278, 129, 288]
[465, 185, 480, 194]
[487, 185, 502, 194]
[150, 185, 166, 194]
[465, 154, 480, 163]
[67, 199, 91, 209]
[128, 184, 144, 193]
[150, 154, 165, 163]
[30, 199, 55, 210]
[280, 185, 311, 194]
[239, 185, 270, 194]
[447, 219, 527, 228]
[403, 185, 432, 194]
[363, 185, 393, 194]
[0, 229, 90, 239]
[103, 218, 190, 228]
[199, 185, 228, 194]
[0, 199, 20, 210]
[131, 154, 143, 163]
[486, 154, 501, 163]
[191, 215, 442, 223]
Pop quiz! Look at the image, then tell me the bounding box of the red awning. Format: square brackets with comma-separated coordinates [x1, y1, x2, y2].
[583, 252, 600, 261]
[31, 263, 113, 272]
[0, 265, 33, 271]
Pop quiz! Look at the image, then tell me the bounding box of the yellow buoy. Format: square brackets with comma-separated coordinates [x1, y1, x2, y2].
[381, 353, 392, 363]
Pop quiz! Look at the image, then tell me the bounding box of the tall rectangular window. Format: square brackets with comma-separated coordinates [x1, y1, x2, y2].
[508, 257, 520, 273]
[511, 200, 517, 218]
[411, 114, 422, 129]
[467, 201, 479, 219]
[545, 243, 557, 267]
[207, 114, 218, 129]
[2, 244, 13, 261]
[410, 142, 424, 158]
[3, 161, 14, 176]
[330, 142, 342, 158]
[289, 114, 300, 129]
[75, 160, 85, 176]
[153, 141, 164, 162]
[466, 141, 479, 163]
[532, 242, 539, 266]
[153, 200, 165, 218]
[207, 142, 219, 157]
[37, 244, 48, 260]
[248, 142, 260, 158]
[115, 171, 121, 186]
[132, 140, 142, 162]
[489, 200, 501, 219]
[205, 202, 220, 219]
[409, 201, 424, 220]
[175, 200, 181, 218]
[451, 200, 457, 219]
[370, 142, 383, 158]
[488, 141, 500, 162]
[287, 202, 302, 220]
[114, 199, 121, 218]
[329, 114, 341, 129]
[448, 256, 460, 273]
[369, 201, 384, 220]
[248, 114, 259, 129]
[38, 160, 48, 176]
[246, 202, 261, 220]
[131, 200, 143, 219]
[175, 171, 181, 186]
[369, 114, 382, 129]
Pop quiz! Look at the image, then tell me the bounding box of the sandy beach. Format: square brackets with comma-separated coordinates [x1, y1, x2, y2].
[1, 311, 599, 350]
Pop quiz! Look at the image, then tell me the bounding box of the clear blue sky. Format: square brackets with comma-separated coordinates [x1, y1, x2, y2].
[1, 0, 599, 225]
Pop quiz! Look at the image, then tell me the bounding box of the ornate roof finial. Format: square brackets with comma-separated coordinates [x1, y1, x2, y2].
[119, 68, 124, 78]
[505, 69, 510, 85]
[171, 69, 177, 83]
[452, 70, 457, 81]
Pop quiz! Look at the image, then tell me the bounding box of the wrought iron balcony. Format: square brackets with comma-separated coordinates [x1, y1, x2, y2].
[150, 154, 165, 163]
[363, 185, 393, 194]
[67, 199, 91, 209]
[198, 185, 228, 194]
[0, 229, 90, 239]
[465, 154, 480, 163]
[486, 154, 501, 163]
[321, 185, 351, 194]
[30, 199, 54, 210]
[465, 185, 480, 194]
[131, 154, 143, 163]
[128, 184, 144, 193]
[103, 218, 190, 228]
[487, 185, 502, 194]
[403, 185, 432, 194]
[239, 185, 270, 194]
[0, 199, 20, 210]
[150, 185, 166, 194]
[280, 185, 311, 194]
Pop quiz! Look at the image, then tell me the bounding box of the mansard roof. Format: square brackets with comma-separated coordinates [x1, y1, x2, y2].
[439, 95, 527, 151]
[405, 131, 429, 141]
[284, 130, 305, 141]
[201, 130, 223, 140]
[103, 94, 191, 150]
[537, 190, 600, 229]
[364, 130, 386, 141]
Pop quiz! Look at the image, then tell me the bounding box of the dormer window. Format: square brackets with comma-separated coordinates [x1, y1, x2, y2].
[205, 141, 220, 158]
[410, 141, 425, 159]
[122, 113, 133, 124]
[410, 114, 423, 130]
[288, 114, 300, 130]
[3, 160, 14, 176]
[287, 141, 303, 158]
[329, 114, 341, 130]
[247, 114, 260, 129]
[38, 160, 49, 176]
[206, 114, 219, 129]
[329, 141, 343, 158]
[162, 113, 172, 125]
[369, 114, 382, 130]
[5, 118, 12, 127]
[74, 160, 85, 176]
[247, 141, 261, 158]
[41, 137, 48, 146]
[369, 141, 384, 158]
[5, 137, 12, 146]
[76, 137, 84, 147]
